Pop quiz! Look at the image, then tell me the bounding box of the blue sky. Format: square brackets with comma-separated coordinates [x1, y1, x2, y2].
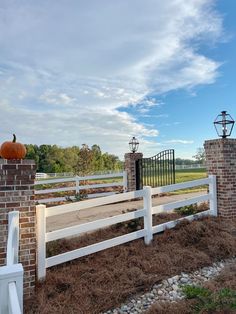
[0, 0, 235, 160]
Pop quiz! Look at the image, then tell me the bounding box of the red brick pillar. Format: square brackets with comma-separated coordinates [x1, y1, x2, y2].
[0, 159, 36, 297]
[124, 152, 143, 191]
[204, 139, 236, 219]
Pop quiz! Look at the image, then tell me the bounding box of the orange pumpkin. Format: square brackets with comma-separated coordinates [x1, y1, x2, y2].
[0, 134, 27, 159]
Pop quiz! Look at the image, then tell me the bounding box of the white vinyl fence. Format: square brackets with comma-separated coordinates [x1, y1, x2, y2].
[35, 171, 127, 204]
[36, 175, 217, 280]
[36, 170, 124, 179]
[0, 211, 23, 314]
[175, 164, 206, 170]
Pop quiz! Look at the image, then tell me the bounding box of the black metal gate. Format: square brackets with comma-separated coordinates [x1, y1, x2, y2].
[136, 149, 175, 189]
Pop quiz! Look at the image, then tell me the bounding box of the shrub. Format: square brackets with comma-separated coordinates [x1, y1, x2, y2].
[175, 202, 209, 216]
[182, 285, 211, 299]
[175, 204, 198, 215]
[66, 191, 88, 202]
[183, 285, 236, 313]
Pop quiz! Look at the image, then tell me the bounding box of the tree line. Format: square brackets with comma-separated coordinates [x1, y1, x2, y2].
[176, 148, 206, 165]
[24, 144, 205, 174]
[25, 144, 123, 174]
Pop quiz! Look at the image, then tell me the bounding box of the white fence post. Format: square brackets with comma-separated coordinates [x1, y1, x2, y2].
[143, 186, 153, 245]
[209, 175, 217, 216]
[123, 171, 128, 192]
[36, 205, 46, 280]
[0, 264, 23, 314]
[7, 211, 19, 266]
[76, 176, 80, 198]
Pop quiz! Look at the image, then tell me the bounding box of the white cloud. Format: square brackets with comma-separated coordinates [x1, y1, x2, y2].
[40, 90, 75, 105]
[0, 0, 223, 157]
[0, 99, 158, 158]
[165, 140, 194, 145]
[143, 113, 169, 118]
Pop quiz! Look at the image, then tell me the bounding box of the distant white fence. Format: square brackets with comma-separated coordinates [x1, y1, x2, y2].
[35, 171, 127, 204]
[0, 211, 23, 314]
[175, 164, 206, 170]
[36, 175, 217, 280]
[35, 170, 123, 180]
[36, 172, 74, 179]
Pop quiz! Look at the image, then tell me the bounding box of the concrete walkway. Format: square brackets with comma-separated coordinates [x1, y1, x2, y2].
[47, 191, 206, 232]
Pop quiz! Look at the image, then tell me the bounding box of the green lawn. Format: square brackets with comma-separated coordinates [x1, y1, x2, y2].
[173, 168, 207, 194]
[175, 168, 207, 183]
[142, 168, 207, 194]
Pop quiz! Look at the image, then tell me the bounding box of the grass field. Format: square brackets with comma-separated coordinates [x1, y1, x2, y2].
[172, 168, 207, 194]
[175, 168, 207, 182]
[142, 168, 207, 194]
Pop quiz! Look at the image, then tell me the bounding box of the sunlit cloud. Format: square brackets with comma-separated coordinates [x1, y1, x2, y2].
[165, 139, 194, 145]
[0, 0, 223, 157]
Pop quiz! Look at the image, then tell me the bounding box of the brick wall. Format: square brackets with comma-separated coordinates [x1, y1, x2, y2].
[124, 152, 143, 191]
[204, 138, 236, 219]
[0, 159, 36, 297]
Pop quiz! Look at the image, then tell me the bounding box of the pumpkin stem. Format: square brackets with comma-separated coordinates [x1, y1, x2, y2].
[13, 134, 16, 143]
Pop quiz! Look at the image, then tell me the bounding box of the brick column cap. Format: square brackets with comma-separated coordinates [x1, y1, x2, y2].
[204, 138, 236, 145]
[124, 152, 143, 159]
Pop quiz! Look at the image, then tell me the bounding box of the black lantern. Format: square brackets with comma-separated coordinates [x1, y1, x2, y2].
[129, 136, 139, 153]
[214, 111, 235, 138]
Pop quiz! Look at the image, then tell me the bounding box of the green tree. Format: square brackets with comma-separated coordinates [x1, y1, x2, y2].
[91, 144, 104, 171]
[63, 146, 80, 173]
[25, 144, 40, 168]
[77, 144, 93, 175]
[25, 143, 123, 174]
[192, 148, 206, 164]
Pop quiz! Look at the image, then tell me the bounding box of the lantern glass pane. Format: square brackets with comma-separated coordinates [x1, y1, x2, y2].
[129, 137, 139, 153]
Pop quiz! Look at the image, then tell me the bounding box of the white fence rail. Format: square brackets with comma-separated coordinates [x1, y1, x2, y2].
[36, 172, 73, 179]
[36, 173, 49, 179]
[36, 175, 217, 280]
[175, 164, 206, 170]
[0, 211, 23, 314]
[35, 171, 128, 204]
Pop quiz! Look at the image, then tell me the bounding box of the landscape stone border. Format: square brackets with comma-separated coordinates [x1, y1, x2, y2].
[104, 257, 236, 314]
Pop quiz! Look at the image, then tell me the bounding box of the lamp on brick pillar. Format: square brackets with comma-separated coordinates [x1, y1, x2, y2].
[129, 136, 139, 153]
[0, 159, 36, 298]
[214, 111, 234, 138]
[124, 137, 143, 191]
[204, 110, 236, 219]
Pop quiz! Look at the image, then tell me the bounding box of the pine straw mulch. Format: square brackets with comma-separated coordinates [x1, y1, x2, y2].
[24, 215, 236, 314]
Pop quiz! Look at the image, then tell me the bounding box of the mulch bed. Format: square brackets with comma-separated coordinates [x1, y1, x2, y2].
[24, 215, 236, 314]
